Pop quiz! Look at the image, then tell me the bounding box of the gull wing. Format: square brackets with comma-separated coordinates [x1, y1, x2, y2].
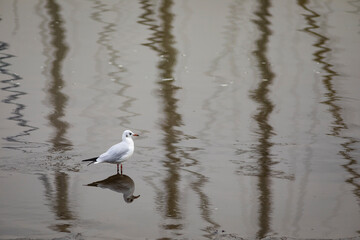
[96, 142, 129, 163]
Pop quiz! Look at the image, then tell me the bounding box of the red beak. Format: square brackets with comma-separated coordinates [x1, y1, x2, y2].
[133, 134, 139, 136]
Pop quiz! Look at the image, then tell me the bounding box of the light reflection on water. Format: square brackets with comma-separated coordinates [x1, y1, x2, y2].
[0, 0, 360, 239]
[90, 0, 138, 130]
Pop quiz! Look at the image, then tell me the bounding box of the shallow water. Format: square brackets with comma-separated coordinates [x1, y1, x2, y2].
[1, 0, 360, 239]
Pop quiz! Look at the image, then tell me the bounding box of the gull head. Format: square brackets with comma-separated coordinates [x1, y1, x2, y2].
[122, 130, 139, 140]
[124, 194, 140, 203]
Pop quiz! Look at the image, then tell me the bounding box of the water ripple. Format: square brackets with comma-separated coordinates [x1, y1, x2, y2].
[0, 41, 40, 151]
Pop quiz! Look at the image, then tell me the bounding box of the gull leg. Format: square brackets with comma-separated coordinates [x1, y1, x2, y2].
[121, 164, 123, 175]
[117, 164, 119, 174]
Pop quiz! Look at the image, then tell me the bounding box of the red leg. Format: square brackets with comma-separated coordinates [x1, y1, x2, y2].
[121, 164, 123, 175]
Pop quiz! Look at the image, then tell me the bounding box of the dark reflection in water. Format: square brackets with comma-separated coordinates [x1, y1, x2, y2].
[87, 174, 140, 203]
[90, 0, 137, 128]
[36, 0, 76, 234]
[38, 172, 76, 232]
[138, 0, 219, 237]
[0, 41, 39, 151]
[139, 0, 183, 233]
[185, 168, 221, 238]
[299, 0, 360, 224]
[41, 0, 72, 152]
[251, 0, 275, 238]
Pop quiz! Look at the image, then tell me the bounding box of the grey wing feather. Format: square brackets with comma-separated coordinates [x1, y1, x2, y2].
[97, 142, 129, 163]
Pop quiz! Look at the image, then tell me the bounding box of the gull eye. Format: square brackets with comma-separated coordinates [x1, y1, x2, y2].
[129, 132, 132, 136]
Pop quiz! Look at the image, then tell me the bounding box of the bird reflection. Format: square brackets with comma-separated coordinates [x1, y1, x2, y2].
[87, 174, 140, 203]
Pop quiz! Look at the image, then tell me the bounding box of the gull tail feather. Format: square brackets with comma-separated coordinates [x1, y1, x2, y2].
[82, 157, 98, 166]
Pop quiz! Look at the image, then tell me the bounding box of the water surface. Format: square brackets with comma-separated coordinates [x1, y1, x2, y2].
[1, 0, 360, 239]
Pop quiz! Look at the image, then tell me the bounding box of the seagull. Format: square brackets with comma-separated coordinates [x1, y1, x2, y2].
[82, 130, 139, 174]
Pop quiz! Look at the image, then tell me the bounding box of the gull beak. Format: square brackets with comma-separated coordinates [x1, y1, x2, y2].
[133, 133, 139, 137]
